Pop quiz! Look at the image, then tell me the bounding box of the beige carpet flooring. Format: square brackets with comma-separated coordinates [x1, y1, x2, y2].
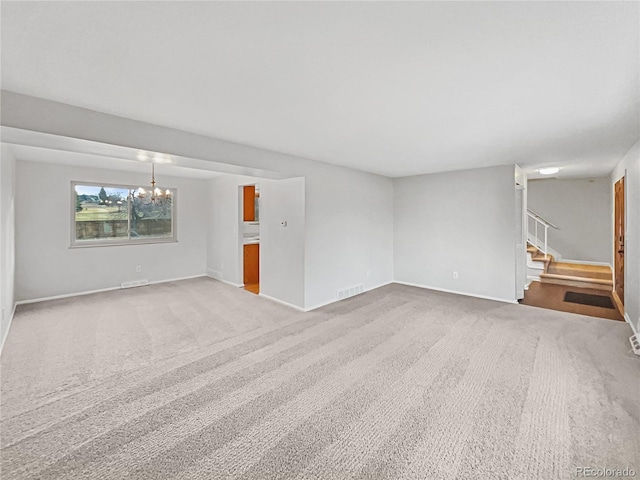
[1, 278, 638, 479]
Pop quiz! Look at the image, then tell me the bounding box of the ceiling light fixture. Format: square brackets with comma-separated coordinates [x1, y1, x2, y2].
[135, 163, 171, 205]
[538, 167, 560, 175]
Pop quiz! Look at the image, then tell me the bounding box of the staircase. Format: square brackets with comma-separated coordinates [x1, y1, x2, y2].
[527, 243, 614, 291]
[526, 243, 553, 281]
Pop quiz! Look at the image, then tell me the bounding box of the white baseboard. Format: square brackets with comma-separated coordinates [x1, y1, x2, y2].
[205, 270, 244, 288]
[303, 281, 394, 312]
[0, 303, 17, 356]
[624, 313, 638, 336]
[16, 274, 207, 306]
[300, 298, 335, 312]
[149, 274, 206, 285]
[393, 281, 518, 304]
[207, 269, 223, 279]
[258, 293, 306, 312]
[16, 286, 122, 305]
[560, 259, 613, 268]
[365, 281, 394, 293]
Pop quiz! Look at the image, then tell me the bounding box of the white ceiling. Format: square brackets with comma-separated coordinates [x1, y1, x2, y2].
[8, 144, 223, 180]
[2, 127, 290, 180]
[2, 1, 638, 178]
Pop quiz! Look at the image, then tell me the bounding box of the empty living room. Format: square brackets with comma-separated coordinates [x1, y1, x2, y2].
[1, 2, 639, 479]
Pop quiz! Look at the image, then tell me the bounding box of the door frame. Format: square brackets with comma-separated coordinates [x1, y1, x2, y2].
[612, 174, 625, 315]
[239, 183, 260, 292]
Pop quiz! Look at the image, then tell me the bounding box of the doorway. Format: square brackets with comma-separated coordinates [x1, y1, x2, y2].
[613, 176, 625, 311]
[515, 183, 526, 299]
[242, 184, 260, 294]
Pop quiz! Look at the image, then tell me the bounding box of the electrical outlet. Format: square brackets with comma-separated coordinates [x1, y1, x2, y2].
[221, 262, 224, 270]
[136, 265, 142, 273]
[367, 269, 371, 277]
[453, 271, 459, 279]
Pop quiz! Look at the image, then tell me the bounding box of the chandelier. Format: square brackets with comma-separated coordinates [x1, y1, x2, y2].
[136, 163, 171, 206]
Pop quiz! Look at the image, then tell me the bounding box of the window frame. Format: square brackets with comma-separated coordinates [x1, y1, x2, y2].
[70, 181, 177, 248]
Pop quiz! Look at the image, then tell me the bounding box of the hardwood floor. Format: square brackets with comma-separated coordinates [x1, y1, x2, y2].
[521, 281, 624, 321]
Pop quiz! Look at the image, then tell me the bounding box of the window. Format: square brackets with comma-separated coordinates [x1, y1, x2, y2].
[72, 182, 176, 246]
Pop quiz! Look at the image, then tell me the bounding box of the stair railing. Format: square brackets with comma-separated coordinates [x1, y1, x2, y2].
[527, 209, 559, 259]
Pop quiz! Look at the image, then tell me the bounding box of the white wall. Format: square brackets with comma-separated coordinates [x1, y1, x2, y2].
[0, 145, 17, 352]
[528, 177, 612, 263]
[206, 175, 306, 309]
[611, 141, 640, 334]
[515, 165, 527, 299]
[303, 163, 394, 309]
[394, 165, 517, 303]
[206, 174, 257, 287]
[15, 161, 208, 301]
[4, 93, 394, 311]
[261, 178, 305, 308]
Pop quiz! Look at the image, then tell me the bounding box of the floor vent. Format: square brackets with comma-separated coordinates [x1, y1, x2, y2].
[630, 335, 640, 356]
[121, 279, 150, 289]
[337, 284, 365, 301]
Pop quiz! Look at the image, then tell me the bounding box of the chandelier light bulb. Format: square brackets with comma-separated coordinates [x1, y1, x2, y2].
[136, 164, 171, 206]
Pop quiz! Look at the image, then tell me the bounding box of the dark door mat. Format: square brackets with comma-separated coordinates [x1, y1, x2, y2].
[564, 291, 615, 309]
